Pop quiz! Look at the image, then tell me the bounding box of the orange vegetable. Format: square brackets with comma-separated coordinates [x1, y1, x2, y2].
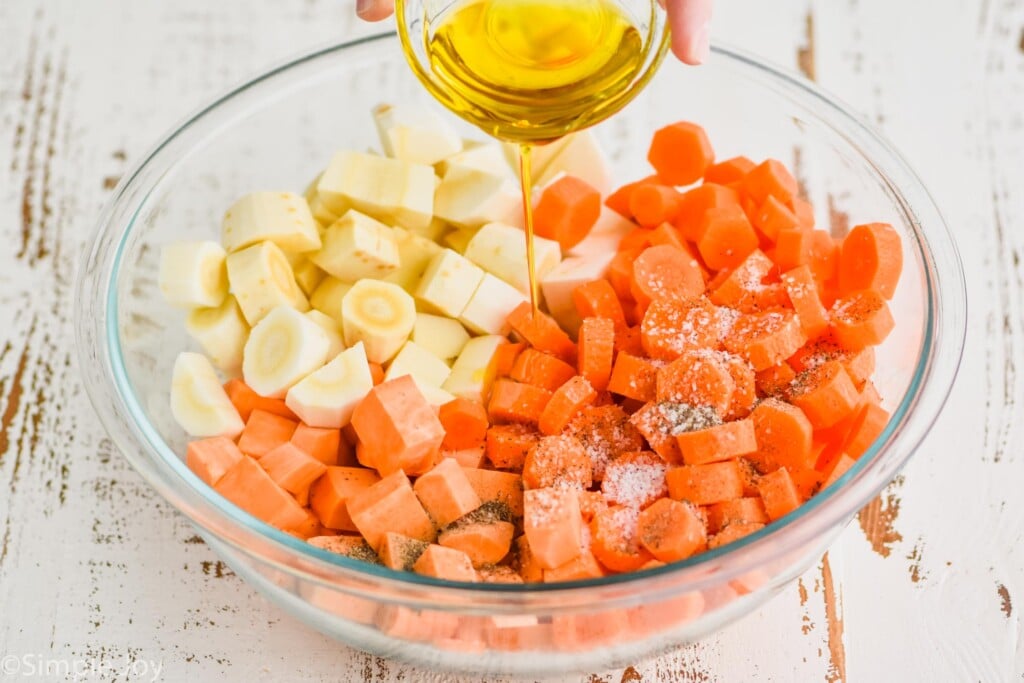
[708, 521, 764, 549]
[494, 342, 526, 378]
[755, 362, 797, 397]
[214, 455, 308, 531]
[748, 398, 814, 472]
[605, 175, 659, 218]
[841, 400, 890, 458]
[379, 532, 428, 571]
[259, 442, 328, 505]
[641, 295, 720, 360]
[506, 302, 577, 363]
[510, 348, 577, 392]
[412, 544, 478, 581]
[838, 222, 903, 299]
[523, 434, 593, 490]
[809, 230, 840, 286]
[649, 222, 690, 252]
[696, 204, 760, 271]
[676, 419, 758, 465]
[752, 196, 799, 242]
[602, 450, 668, 509]
[539, 376, 598, 436]
[629, 401, 718, 464]
[708, 250, 789, 313]
[224, 378, 298, 422]
[578, 490, 609, 521]
[614, 324, 645, 355]
[488, 379, 553, 426]
[704, 156, 755, 185]
[413, 457, 483, 527]
[772, 227, 813, 272]
[485, 424, 540, 470]
[830, 289, 895, 350]
[439, 519, 515, 567]
[533, 175, 602, 250]
[578, 317, 615, 391]
[590, 505, 654, 572]
[723, 310, 807, 371]
[781, 265, 830, 339]
[368, 362, 385, 386]
[629, 184, 684, 228]
[564, 404, 645, 481]
[647, 121, 715, 186]
[462, 467, 525, 517]
[757, 467, 801, 521]
[607, 352, 659, 402]
[437, 445, 487, 469]
[790, 197, 816, 228]
[351, 375, 445, 477]
[630, 244, 705, 305]
[291, 424, 343, 466]
[636, 498, 707, 563]
[309, 466, 381, 531]
[705, 497, 768, 534]
[656, 350, 735, 417]
[739, 159, 798, 205]
[237, 409, 298, 458]
[666, 460, 744, 506]
[674, 183, 742, 242]
[523, 488, 583, 569]
[821, 453, 857, 489]
[186, 436, 244, 487]
[607, 250, 639, 304]
[788, 360, 860, 429]
[573, 279, 627, 330]
[544, 549, 606, 582]
[438, 397, 490, 451]
[347, 470, 436, 549]
[723, 354, 757, 419]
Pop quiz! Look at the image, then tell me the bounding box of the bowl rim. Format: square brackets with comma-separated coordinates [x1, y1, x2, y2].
[77, 32, 967, 598]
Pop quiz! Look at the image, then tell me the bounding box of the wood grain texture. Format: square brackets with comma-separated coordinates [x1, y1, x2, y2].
[0, 0, 1021, 681]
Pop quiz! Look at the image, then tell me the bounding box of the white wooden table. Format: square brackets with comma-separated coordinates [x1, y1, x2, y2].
[1, 1, 1021, 680]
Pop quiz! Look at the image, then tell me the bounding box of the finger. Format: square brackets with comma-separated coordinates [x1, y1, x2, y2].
[665, 0, 713, 65]
[356, 0, 395, 21]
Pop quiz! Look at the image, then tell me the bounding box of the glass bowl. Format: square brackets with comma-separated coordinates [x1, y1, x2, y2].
[75, 33, 966, 676]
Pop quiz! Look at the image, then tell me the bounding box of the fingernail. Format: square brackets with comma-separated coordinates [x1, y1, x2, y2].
[690, 22, 711, 64]
[356, 0, 372, 17]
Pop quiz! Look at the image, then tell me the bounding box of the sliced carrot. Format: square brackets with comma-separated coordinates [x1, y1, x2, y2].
[506, 302, 577, 363]
[577, 317, 615, 391]
[291, 424, 343, 467]
[781, 264, 830, 339]
[412, 544, 478, 581]
[696, 204, 760, 271]
[605, 175, 660, 218]
[579, 490, 609, 521]
[514, 534, 544, 583]
[628, 401, 718, 464]
[723, 354, 756, 419]
[438, 397, 490, 451]
[573, 279, 627, 331]
[488, 379, 553, 426]
[838, 222, 902, 299]
[757, 467, 801, 520]
[772, 227, 813, 272]
[534, 175, 602, 250]
[821, 453, 857, 489]
[629, 184, 684, 228]
[237, 409, 298, 458]
[607, 250, 639, 304]
[614, 324, 645, 356]
[485, 424, 540, 470]
[309, 466, 381, 531]
[830, 289, 895, 350]
[636, 498, 707, 563]
[602, 450, 668, 509]
[723, 310, 807, 371]
[704, 156, 755, 185]
[739, 159, 798, 205]
[462, 467, 524, 517]
[647, 121, 715, 186]
[649, 222, 689, 252]
[259, 442, 328, 505]
[708, 251, 788, 313]
[656, 350, 735, 417]
[439, 519, 515, 567]
[564, 404, 645, 481]
[368, 362, 385, 386]
[347, 470, 436, 549]
[224, 378, 298, 422]
[666, 460, 744, 506]
[523, 488, 583, 569]
[544, 549, 606, 583]
[607, 352, 659, 402]
[186, 437, 244, 487]
[478, 565, 524, 584]
[214, 455, 308, 531]
[755, 362, 796, 397]
[676, 419, 758, 466]
[809, 230, 840, 286]
[351, 375, 445, 477]
[379, 532, 429, 571]
[790, 197, 815, 228]
[509, 348, 577, 392]
[674, 183, 742, 242]
[437, 445, 487, 469]
[705, 497, 768, 534]
[494, 342, 526, 378]
[590, 505, 654, 572]
[630, 244, 706, 305]
[523, 434, 593, 489]
[641, 296, 720, 361]
[752, 196, 799, 242]
[841, 400, 890, 457]
[619, 226, 655, 253]
[844, 346, 876, 386]
[708, 522, 765, 549]
[788, 360, 860, 429]
[413, 457, 483, 527]
[748, 398, 814, 472]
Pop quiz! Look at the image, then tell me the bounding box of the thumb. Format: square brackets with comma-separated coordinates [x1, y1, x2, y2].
[664, 0, 713, 65]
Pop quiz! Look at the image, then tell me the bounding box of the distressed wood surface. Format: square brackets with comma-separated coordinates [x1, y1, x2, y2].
[0, 0, 1021, 680]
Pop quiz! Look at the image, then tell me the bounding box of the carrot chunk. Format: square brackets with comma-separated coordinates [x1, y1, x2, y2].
[755, 362, 797, 397]
[630, 244, 705, 305]
[841, 400, 890, 458]
[565, 404, 645, 481]
[838, 222, 903, 299]
[259, 442, 328, 506]
[439, 518, 515, 567]
[578, 490, 609, 521]
[514, 534, 544, 583]
[412, 544, 478, 581]
[830, 289, 895, 350]
[605, 175, 659, 218]
[656, 350, 735, 417]
[573, 279, 627, 330]
[237, 409, 298, 458]
[485, 424, 540, 470]
[739, 159, 798, 205]
[696, 205, 760, 271]
[636, 498, 707, 563]
[462, 467, 524, 517]
[708, 522, 765, 549]
[641, 296, 721, 361]
[507, 302, 577, 363]
[704, 156, 755, 185]
[788, 360, 860, 429]
[705, 497, 769, 534]
[224, 378, 298, 422]
[752, 196, 799, 241]
[781, 265, 830, 339]
[214, 456, 308, 531]
[309, 466, 381, 531]
[488, 379, 553, 426]
[538, 376, 597, 436]
[647, 121, 715, 186]
[629, 401, 719, 464]
[291, 424, 343, 466]
[509, 348, 577, 392]
[607, 250, 639, 304]
[748, 398, 814, 473]
[494, 342, 526, 378]
[629, 184, 684, 228]
[351, 375, 445, 477]
[533, 175, 602, 250]
[590, 505, 654, 572]
[523, 434, 592, 490]
[578, 317, 615, 391]
[544, 549, 606, 582]
[773, 227, 813, 271]
[757, 467, 802, 520]
[379, 532, 429, 571]
[674, 183, 742, 242]
[523, 488, 583, 569]
[368, 362, 385, 386]
[723, 354, 756, 419]
[676, 419, 758, 465]
[347, 470, 436, 549]
[821, 453, 857, 489]
[438, 397, 489, 451]
[601, 450, 668, 509]
[666, 460, 744, 506]
[607, 352, 659, 402]
[723, 310, 807, 371]
[413, 458, 482, 527]
[437, 445, 487, 469]
[186, 436, 244, 487]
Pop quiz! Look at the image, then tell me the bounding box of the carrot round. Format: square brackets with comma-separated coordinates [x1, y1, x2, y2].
[647, 121, 715, 186]
[752, 195, 799, 242]
[649, 222, 689, 252]
[602, 450, 668, 509]
[578, 317, 615, 391]
[772, 227, 813, 272]
[666, 460, 744, 506]
[494, 342, 526, 378]
[629, 184, 684, 228]
[830, 289, 895, 350]
[708, 250, 789, 313]
[723, 310, 807, 372]
[533, 175, 602, 250]
[590, 505, 654, 572]
[723, 353, 756, 420]
[696, 204, 760, 271]
[640, 296, 720, 361]
[605, 175, 659, 218]
[522, 434, 592, 490]
[564, 404, 645, 481]
[748, 398, 814, 472]
[781, 264, 830, 339]
[755, 362, 796, 397]
[636, 498, 707, 563]
[674, 183, 742, 242]
[704, 156, 755, 186]
[510, 348, 577, 392]
[757, 467, 801, 520]
[838, 222, 903, 299]
[631, 244, 705, 305]
[538, 376, 598, 436]
[788, 360, 859, 429]
[676, 419, 758, 465]
[809, 230, 840, 285]
[656, 350, 736, 417]
[842, 400, 890, 457]
[705, 497, 768, 534]
[487, 379, 553, 426]
[790, 197, 816, 228]
[607, 250, 639, 304]
[439, 397, 490, 451]
[573, 279, 626, 330]
[739, 159, 798, 205]
[607, 352, 659, 402]
[484, 423, 539, 470]
[507, 302, 577, 363]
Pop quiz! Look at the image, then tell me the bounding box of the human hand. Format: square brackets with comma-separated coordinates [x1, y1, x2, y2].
[355, 0, 713, 65]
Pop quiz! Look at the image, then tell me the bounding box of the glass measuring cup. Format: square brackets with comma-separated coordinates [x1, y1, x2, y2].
[395, 0, 672, 143]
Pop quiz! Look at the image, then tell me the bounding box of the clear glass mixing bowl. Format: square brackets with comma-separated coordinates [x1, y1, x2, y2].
[75, 33, 966, 676]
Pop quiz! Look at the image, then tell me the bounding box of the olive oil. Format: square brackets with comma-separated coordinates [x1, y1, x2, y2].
[416, 0, 649, 312]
